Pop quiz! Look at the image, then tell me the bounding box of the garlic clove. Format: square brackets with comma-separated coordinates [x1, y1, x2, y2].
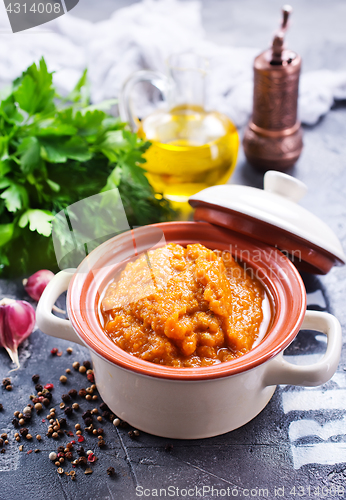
[23, 269, 65, 314]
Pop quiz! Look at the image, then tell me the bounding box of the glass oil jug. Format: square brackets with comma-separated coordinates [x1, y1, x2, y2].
[119, 53, 239, 213]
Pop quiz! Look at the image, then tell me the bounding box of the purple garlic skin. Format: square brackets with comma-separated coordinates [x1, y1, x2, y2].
[23, 269, 54, 302]
[0, 299, 36, 370]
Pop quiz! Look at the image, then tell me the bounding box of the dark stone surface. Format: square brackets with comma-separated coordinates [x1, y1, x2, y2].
[1, 1, 346, 499]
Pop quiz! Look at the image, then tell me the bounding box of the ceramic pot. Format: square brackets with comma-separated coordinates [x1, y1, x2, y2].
[36, 222, 341, 439]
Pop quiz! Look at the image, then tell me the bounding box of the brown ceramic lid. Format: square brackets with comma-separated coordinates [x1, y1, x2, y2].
[189, 171, 346, 275]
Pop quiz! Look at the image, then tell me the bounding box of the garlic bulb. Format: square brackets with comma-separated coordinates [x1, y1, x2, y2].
[0, 298, 36, 370]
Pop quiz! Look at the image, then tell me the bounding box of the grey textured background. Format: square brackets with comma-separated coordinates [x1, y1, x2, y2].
[1, 1, 346, 499]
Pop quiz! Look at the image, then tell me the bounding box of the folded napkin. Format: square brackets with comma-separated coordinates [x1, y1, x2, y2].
[0, 0, 345, 127]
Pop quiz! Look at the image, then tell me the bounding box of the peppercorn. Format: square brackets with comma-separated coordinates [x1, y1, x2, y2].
[12, 418, 19, 428]
[5, 385, 12, 391]
[41, 398, 49, 407]
[84, 417, 93, 427]
[64, 407, 73, 417]
[79, 389, 87, 398]
[44, 392, 52, 401]
[97, 428, 104, 435]
[53, 425, 59, 432]
[0, 439, 3, 447]
[82, 410, 92, 419]
[102, 411, 110, 420]
[15, 437, 21, 442]
[60, 375, 67, 384]
[107, 466, 115, 476]
[51, 348, 58, 356]
[67, 347, 73, 354]
[32, 374, 40, 383]
[164, 443, 174, 452]
[2, 378, 11, 387]
[119, 420, 129, 429]
[113, 418, 120, 427]
[26, 434, 32, 440]
[18, 418, 25, 426]
[57, 468, 64, 475]
[92, 395, 98, 401]
[87, 370, 93, 375]
[36, 435, 42, 441]
[20, 428, 28, 436]
[61, 394, 71, 403]
[0, 449, 5, 454]
[52, 432, 58, 439]
[0, 404, 3, 412]
[34, 403, 43, 412]
[92, 429, 97, 435]
[65, 369, 71, 375]
[68, 389, 77, 398]
[44, 383, 54, 391]
[65, 452, 73, 460]
[98, 440, 106, 448]
[85, 395, 92, 401]
[59, 403, 65, 410]
[97, 416, 103, 422]
[19, 445, 23, 452]
[77, 446, 85, 456]
[72, 361, 80, 370]
[57, 446, 65, 453]
[86, 450, 93, 455]
[83, 360, 91, 369]
[133, 430, 140, 437]
[86, 387, 93, 394]
[78, 456, 87, 465]
[99, 403, 110, 412]
[58, 418, 67, 427]
[72, 403, 79, 410]
[79, 366, 87, 374]
[59, 457, 64, 463]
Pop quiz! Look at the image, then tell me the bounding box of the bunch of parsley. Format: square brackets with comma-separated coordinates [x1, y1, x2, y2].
[0, 58, 174, 276]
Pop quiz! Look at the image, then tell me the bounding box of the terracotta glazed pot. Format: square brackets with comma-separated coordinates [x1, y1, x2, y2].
[36, 220, 342, 439]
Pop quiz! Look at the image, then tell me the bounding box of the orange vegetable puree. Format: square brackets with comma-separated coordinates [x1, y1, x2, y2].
[101, 243, 265, 367]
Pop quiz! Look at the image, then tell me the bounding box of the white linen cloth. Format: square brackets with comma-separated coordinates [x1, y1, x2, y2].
[0, 0, 345, 127]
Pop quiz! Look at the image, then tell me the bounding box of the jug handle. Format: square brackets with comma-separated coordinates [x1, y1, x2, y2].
[119, 70, 172, 132]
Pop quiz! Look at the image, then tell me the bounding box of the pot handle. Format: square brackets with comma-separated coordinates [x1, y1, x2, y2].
[36, 269, 84, 346]
[263, 310, 342, 387]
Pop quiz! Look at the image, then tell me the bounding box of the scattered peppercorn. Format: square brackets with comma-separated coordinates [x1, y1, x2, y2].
[19, 418, 25, 426]
[19, 445, 23, 451]
[92, 395, 98, 401]
[57, 467, 64, 475]
[34, 449, 40, 453]
[102, 411, 110, 420]
[72, 361, 80, 370]
[61, 394, 71, 403]
[51, 348, 58, 355]
[84, 417, 93, 427]
[72, 403, 79, 410]
[12, 418, 19, 428]
[20, 428, 28, 437]
[32, 374, 40, 383]
[107, 467, 115, 476]
[5, 385, 12, 391]
[65, 452, 73, 460]
[77, 446, 85, 456]
[2, 378, 11, 387]
[1, 449, 6, 454]
[119, 420, 129, 429]
[113, 418, 120, 427]
[83, 360, 91, 369]
[79, 366, 87, 374]
[34, 403, 43, 412]
[100, 403, 110, 412]
[87, 373, 94, 383]
[67, 347, 73, 354]
[0, 404, 5, 412]
[59, 375, 67, 384]
[78, 456, 88, 465]
[36, 435, 42, 441]
[44, 392, 52, 401]
[42, 398, 50, 407]
[128, 431, 138, 440]
[97, 416, 103, 422]
[52, 432, 58, 439]
[49, 452, 57, 461]
[65, 368, 71, 374]
[68, 389, 77, 398]
[0, 439, 3, 447]
[58, 418, 67, 427]
[57, 446, 65, 453]
[64, 407, 73, 417]
[98, 440, 106, 448]
[165, 443, 174, 452]
[75, 423, 81, 430]
[85, 468, 93, 474]
[85, 395, 92, 401]
[79, 389, 86, 398]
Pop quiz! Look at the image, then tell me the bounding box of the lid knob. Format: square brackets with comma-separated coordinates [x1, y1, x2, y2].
[264, 171, 307, 202]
